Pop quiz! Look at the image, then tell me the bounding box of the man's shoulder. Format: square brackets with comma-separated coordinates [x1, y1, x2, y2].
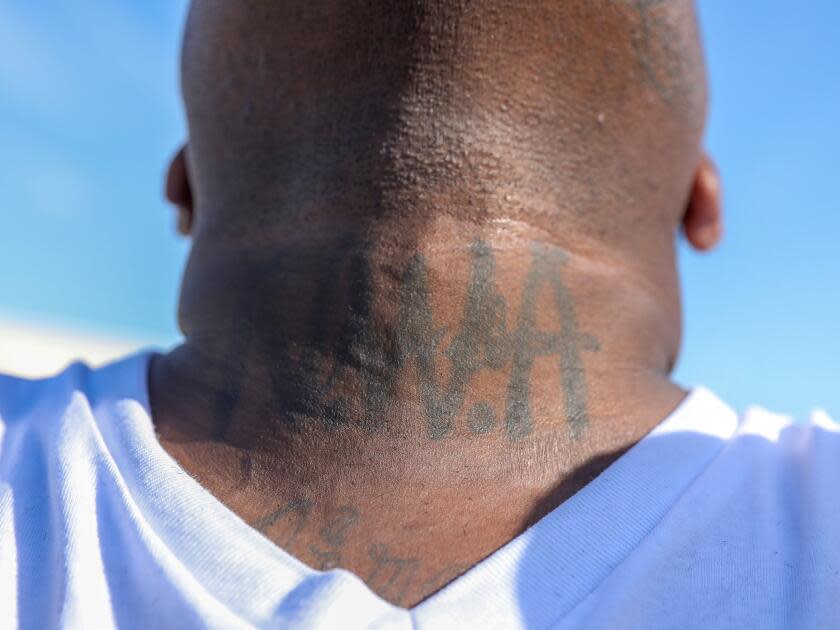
[563, 395, 840, 629]
[0, 361, 95, 430]
[714, 400, 840, 507]
[0, 352, 151, 443]
[734, 401, 840, 452]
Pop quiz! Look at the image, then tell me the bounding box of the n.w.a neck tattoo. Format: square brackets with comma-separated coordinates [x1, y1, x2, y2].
[211, 239, 599, 442]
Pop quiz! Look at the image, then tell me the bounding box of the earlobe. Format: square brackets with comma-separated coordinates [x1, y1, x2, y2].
[682, 154, 723, 252]
[165, 145, 194, 236]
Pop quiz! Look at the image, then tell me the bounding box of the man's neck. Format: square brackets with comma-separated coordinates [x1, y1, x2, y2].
[157, 216, 680, 445]
[149, 219, 685, 605]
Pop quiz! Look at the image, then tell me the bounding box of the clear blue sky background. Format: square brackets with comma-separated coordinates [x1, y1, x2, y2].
[0, 1, 838, 417]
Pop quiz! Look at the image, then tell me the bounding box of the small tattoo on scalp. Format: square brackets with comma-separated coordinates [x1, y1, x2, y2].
[630, 0, 699, 116]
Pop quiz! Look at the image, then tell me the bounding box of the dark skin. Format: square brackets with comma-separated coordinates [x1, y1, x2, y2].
[154, 0, 723, 607]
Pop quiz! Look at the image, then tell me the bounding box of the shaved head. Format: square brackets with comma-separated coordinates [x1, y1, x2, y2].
[180, 0, 707, 249]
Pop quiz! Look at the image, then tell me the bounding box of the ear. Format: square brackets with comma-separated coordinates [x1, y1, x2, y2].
[165, 144, 194, 236]
[682, 154, 723, 252]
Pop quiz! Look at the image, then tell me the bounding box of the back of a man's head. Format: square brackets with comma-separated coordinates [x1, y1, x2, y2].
[178, 0, 707, 256]
[151, 4, 725, 608]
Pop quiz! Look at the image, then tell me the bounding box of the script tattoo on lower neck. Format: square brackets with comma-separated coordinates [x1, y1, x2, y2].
[253, 499, 457, 606]
[212, 239, 599, 442]
[256, 501, 361, 571]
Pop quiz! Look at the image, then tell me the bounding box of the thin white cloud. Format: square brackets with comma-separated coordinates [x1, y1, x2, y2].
[0, 317, 172, 379]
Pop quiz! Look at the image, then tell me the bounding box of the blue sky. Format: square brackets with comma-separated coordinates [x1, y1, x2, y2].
[0, 1, 838, 417]
[0, 1, 188, 338]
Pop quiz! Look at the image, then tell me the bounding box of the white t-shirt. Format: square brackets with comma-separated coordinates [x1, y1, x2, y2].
[0, 352, 838, 629]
